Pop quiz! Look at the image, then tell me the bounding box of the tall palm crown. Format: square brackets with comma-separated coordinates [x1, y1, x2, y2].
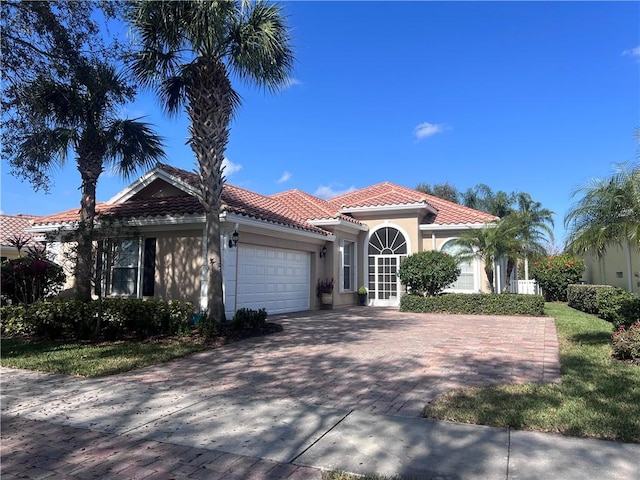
[16, 60, 165, 301]
[455, 221, 520, 293]
[565, 162, 640, 256]
[510, 193, 554, 257]
[129, 0, 294, 320]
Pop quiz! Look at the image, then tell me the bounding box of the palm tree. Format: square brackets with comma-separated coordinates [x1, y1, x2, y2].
[129, 0, 294, 320]
[565, 162, 640, 291]
[509, 192, 554, 281]
[454, 220, 520, 293]
[17, 60, 165, 301]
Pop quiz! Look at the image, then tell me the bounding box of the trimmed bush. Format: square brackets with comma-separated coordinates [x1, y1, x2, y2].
[400, 293, 545, 316]
[596, 288, 640, 329]
[0, 298, 194, 341]
[232, 308, 268, 331]
[612, 321, 640, 361]
[398, 251, 461, 296]
[567, 284, 613, 314]
[530, 255, 585, 302]
[1, 256, 65, 304]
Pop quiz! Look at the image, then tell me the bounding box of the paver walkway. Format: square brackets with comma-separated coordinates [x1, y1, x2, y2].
[2, 308, 563, 479]
[115, 307, 561, 417]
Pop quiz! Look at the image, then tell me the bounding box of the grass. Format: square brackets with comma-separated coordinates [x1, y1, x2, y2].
[422, 302, 640, 443]
[0, 338, 209, 377]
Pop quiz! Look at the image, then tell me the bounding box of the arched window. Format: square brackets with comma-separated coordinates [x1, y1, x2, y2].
[368, 227, 407, 255]
[441, 239, 476, 292]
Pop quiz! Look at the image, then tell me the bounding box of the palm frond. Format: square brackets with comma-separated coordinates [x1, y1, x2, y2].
[105, 119, 166, 179]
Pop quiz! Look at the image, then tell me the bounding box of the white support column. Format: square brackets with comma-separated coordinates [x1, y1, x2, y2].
[200, 226, 208, 312]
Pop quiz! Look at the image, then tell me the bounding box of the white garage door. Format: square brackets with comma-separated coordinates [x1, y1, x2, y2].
[236, 245, 310, 314]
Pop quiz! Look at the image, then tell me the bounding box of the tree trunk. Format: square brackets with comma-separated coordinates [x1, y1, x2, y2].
[485, 264, 495, 293]
[186, 58, 234, 321]
[75, 138, 104, 303]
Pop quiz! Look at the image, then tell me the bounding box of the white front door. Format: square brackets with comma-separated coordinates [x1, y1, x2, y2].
[368, 227, 408, 307]
[369, 255, 405, 306]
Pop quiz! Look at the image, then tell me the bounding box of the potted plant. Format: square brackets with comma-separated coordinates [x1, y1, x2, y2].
[317, 278, 334, 308]
[357, 285, 368, 306]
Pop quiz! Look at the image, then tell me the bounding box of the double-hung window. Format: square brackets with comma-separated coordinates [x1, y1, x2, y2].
[341, 240, 356, 291]
[110, 239, 140, 296]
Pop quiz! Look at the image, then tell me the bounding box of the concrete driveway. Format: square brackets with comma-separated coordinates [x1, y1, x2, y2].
[115, 307, 561, 417]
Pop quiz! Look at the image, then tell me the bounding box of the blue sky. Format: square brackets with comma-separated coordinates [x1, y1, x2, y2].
[1, 1, 638, 246]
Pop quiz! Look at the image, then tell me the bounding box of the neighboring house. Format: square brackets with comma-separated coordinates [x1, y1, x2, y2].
[30, 163, 498, 317]
[0, 214, 41, 261]
[581, 245, 640, 295]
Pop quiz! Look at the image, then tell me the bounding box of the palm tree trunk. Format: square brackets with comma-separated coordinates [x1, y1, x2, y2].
[186, 59, 234, 321]
[485, 264, 495, 293]
[75, 157, 101, 303]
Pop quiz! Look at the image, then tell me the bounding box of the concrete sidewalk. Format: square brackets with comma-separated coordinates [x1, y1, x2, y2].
[2, 367, 638, 480]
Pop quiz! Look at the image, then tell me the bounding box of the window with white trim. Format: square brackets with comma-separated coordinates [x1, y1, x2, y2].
[441, 239, 476, 292]
[110, 239, 140, 296]
[341, 240, 356, 291]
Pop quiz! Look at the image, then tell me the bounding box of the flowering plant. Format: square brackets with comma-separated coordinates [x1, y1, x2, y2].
[317, 278, 334, 297]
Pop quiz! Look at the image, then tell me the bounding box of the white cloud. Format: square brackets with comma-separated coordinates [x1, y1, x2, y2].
[622, 46, 640, 61]
[414, 122, 451, 140]
[276, 171, 292, 183]
[222, 158, 242, 176]
[314, 184, 356, 199]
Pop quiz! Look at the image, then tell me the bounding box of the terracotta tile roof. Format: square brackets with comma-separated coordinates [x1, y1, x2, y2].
[328, 182, 497, 225]
[328, 182, 433, 208]
[156, 162, 200, 188]
[32, 165, 495, 233]
[222, 185, 329, 234]
[420, 194, 498, 224]
[34, 172, 328, 235]
[0, 214, 41, 246]
[271, 189, 361, 225]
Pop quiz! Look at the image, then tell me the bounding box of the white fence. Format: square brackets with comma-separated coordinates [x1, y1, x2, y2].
[509, 279, 541, 295]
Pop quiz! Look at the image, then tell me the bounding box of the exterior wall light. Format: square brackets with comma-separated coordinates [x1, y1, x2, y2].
[319, 245, 327, 258]
[229, 230, 239, 248]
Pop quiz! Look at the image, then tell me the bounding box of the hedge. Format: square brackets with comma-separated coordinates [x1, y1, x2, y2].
[0, 298, 194, 341]
[400, 293, 545, 316]
[567, 284, 613, 314]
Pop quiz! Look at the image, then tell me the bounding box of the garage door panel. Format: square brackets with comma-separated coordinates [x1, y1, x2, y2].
[235, 245, 310, 315]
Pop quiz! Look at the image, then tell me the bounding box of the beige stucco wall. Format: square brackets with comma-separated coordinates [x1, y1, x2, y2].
[154, 231, 203, 306]
[582, 244, 640, 295]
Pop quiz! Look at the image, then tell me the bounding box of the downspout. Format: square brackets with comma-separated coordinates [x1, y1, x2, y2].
[626, 240, 633, 292]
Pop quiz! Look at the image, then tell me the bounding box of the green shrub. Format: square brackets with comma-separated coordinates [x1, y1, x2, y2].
[232, 308, 268, 331]
[1, 256, 66, 304]
[398, 251, 461, 296]
[0, 298, 194, 341]
[597, 287, 640, 329]
[567, 284, 613, 314]
[530, 255, 585, 302]
[400, 293, 545, 316]
[197, 310, 218, 340]
[612, 321, 640, 361]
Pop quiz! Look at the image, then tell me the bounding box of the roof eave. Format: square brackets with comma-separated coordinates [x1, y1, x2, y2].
[309, 218, 369, 231]
[107, 166, 202, 205]
[420, 222, 497, 231]
[340, 202, 437, 215]
[223, 212, 336, 242]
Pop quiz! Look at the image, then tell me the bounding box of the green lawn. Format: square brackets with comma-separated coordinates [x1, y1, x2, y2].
[0, 338, 208, 377]
[422, 303, 640, 443]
